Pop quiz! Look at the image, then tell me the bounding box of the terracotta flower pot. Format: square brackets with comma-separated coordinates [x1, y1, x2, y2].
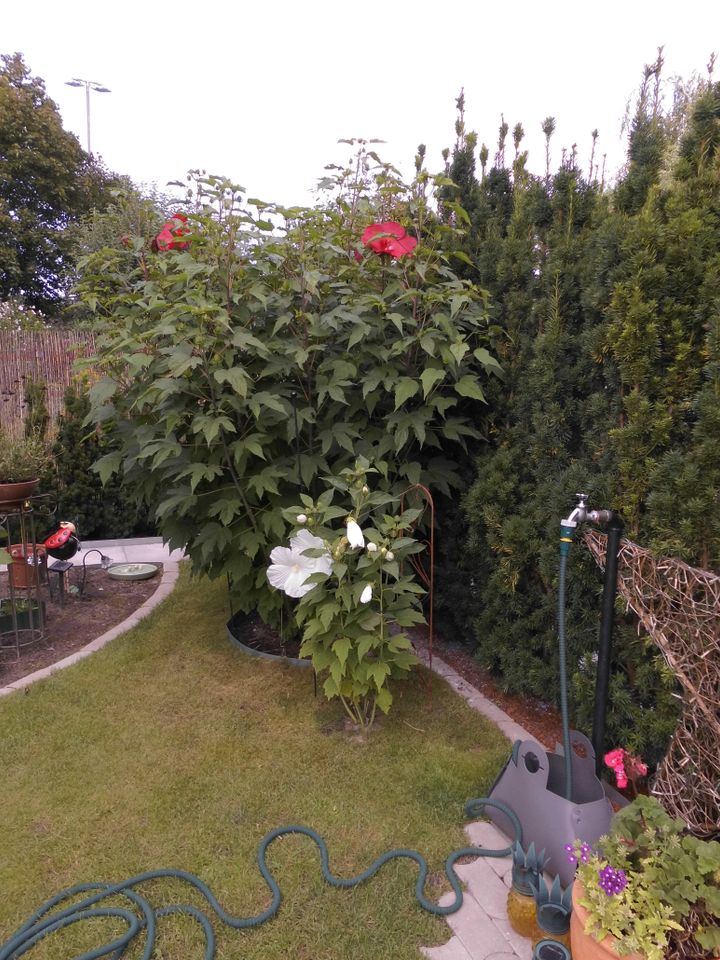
[0, 479, 40, 508]
[8, 543, 47, 588]
[570, 882, 645, 960]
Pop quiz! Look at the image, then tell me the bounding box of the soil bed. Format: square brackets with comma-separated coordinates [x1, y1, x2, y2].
[228, 610, 303, 659]
[0, 565, 161, 686]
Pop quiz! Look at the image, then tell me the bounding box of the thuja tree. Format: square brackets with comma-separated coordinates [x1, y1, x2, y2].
[79, 145, 501, 619]
[50, 379, 150, 539]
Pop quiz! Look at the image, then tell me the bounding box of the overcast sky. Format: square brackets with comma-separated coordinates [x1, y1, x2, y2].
[4, 1, 718, 206]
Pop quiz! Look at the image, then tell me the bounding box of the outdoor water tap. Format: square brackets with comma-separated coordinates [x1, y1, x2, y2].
[587, 509, 614, 525]
[563, 493, 590, 527]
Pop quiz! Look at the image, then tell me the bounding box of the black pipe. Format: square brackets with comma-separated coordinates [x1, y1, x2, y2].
[592, 512, 623, 776]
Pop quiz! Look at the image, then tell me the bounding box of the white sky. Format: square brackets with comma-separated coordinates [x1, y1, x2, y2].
[3, 1, 718, 206]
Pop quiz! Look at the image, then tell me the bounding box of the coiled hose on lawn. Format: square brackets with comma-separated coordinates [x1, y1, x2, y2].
[0, 798, 521, 960]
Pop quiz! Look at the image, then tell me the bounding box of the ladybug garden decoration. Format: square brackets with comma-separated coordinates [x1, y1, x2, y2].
[44, 522, 80, 561]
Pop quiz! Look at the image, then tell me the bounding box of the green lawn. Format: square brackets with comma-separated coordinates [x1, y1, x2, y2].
[0, 566, 510, 959]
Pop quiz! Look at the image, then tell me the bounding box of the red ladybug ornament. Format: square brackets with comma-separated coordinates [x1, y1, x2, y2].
[44, 522, 80, 561]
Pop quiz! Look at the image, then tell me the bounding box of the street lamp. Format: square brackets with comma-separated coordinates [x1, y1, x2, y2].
[65, 77, 111, 154]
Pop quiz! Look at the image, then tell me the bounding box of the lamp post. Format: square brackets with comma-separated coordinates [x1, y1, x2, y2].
[64, 78, 111, 154]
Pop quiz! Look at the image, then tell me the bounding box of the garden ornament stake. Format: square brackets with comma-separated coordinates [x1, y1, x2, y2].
[78, 549, 113, 596]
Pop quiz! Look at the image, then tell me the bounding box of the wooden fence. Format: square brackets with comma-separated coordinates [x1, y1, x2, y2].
[0, 330, 97, 439]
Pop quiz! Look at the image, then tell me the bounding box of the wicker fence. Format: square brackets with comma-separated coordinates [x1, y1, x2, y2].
[584, 528, 720, 838]
[0, 330, 97, 439]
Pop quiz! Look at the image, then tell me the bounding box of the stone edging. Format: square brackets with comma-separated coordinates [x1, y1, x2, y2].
[0, 562, 180, 698]
[413, 640, 535, 744]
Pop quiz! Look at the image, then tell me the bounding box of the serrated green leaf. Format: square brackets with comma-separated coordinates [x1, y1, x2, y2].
[394, 378, 419, 409]
[420, 367, 445, 398]
[454, 375, 486, 401]
[450, 341, 469, 364]
[88, 377, 117, 406]
[332, 636, 352, 668]
[375, 686, 393, 713]
[473, 346, 503, 373]
[214, 367, 250, 397]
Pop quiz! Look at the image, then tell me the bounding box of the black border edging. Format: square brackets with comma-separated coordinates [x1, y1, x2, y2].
[226, 613, 312, 669]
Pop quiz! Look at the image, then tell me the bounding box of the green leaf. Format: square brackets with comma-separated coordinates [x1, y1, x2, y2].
[94, 450, 123, 484]
[374, 686, 393, 714]
[394, 378, 419, 410]
[454, 376, 486, 402]
[473, 346, 503, 373]
[214, 367, 250, 397]
[88, 377, 117, 406]
[450, 249, 475, 267]
[420, 368, 445, 398]
[450, 341, 469, 364]
[332, 636, 352, 668]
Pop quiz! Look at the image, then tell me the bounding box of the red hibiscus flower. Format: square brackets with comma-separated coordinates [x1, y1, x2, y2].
[361, 221, 417, 258]
[153, 213, 190, 252]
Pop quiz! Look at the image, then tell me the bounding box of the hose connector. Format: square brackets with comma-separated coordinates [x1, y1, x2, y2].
[560, 494, 588, 556]
[559, 519, 576, 557]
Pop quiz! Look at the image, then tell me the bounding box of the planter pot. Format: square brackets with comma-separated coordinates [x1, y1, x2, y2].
[0, 598, 45, 633]
[0, 479, 40, 508]
[8, 543, 47, 588]
[570, 882, 644, 960]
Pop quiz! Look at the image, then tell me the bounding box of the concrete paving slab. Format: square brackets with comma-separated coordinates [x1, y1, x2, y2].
[422, 938, 475, 960]
[441, 889, 522, 958]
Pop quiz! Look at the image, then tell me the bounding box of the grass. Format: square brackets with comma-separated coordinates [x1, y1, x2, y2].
[0, 565, 510, 959]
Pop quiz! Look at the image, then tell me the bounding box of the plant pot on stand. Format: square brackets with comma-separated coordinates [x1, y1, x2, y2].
[0, 478, 40, 510]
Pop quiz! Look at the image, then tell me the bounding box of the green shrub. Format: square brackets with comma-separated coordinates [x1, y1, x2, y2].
[78, 145, 501, 620]
[50, 379, 151, 539]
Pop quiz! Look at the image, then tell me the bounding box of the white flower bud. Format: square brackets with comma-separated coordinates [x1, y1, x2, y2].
[366, 542, 378, 553]
[362, 485, 369, 494]
[346, 519, 365, 548]
[385, 551, 395, 561]
[296, 514, 307, 524]
[360, 584, 373, 604]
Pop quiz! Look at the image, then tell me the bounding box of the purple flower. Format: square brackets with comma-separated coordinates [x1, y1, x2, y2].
[566, 841, 593, 866]
[598, 864, 628, 896]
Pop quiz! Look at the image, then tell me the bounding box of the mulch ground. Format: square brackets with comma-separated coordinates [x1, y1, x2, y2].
[0, 565, 161, 686]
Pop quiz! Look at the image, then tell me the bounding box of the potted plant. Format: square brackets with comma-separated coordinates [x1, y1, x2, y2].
[0, 596, 45, 633]
[0, 432, 50, 506]
[568, 795, 720, 960]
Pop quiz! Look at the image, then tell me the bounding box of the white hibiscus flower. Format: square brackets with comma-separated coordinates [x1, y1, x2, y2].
[267, 530, 331, 598]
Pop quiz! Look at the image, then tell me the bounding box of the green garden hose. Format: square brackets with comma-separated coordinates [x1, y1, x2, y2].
[0, 798, 522, 960]
[557, 550, 573, 802]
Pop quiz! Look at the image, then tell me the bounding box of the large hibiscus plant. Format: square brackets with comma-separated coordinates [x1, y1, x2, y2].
[78, 141, 501, 623]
